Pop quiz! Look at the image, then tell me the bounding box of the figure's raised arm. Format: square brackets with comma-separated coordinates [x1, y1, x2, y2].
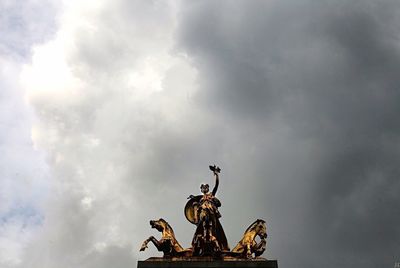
[209, 165, 221, 196]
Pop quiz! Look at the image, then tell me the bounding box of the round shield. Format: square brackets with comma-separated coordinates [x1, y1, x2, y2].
[184, 195, 202, 225]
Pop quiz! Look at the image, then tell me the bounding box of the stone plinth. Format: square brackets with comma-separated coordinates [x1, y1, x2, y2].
[138, 257, 278, 268]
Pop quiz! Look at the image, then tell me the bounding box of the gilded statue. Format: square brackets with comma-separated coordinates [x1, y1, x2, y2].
[185, 165, 229, 256]
[139, 218, 192, 257]
[139, 165, 268, 259]
[231, 219, 267, 258]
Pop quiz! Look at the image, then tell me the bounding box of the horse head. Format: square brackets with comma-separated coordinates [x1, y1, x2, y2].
[244, 219, 267, 239]
[149, 218, 169, 233]
[255, 219, 267, 239]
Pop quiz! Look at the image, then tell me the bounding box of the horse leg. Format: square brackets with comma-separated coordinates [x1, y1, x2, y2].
[140, 236, 153, 251]
[246, 243, 253, 259]
[147, 236, 164, 252]
[140, 236, 163, 252]
[254, 239, 266, 257]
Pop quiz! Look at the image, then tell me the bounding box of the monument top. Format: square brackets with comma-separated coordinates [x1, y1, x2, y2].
[138, 258, 278, 268]
[139, 165, 273, 262]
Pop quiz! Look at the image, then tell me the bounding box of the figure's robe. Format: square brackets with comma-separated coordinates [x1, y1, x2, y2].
[185, 195, 229, 251]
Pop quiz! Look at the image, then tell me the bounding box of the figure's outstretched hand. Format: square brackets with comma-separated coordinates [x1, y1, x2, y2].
[209, 165, 221, 175]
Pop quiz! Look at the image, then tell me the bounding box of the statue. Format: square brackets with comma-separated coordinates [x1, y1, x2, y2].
[185, 165, 229, 256]
[231, 219, 267, 259]
[139, 218, 192, 257]
[139, 165, 268, 260]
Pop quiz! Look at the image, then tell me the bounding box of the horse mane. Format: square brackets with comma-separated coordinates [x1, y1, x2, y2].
[159, 218, 175, 236]
[244, 219, 265, 234]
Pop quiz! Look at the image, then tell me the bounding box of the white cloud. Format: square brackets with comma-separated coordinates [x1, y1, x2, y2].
[21, 40, 80, 94]
[19, 1, 202, 267]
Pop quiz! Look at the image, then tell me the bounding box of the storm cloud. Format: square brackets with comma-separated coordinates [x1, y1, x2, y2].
[2, 1, 400, 268]
[177, 1, 400, 267]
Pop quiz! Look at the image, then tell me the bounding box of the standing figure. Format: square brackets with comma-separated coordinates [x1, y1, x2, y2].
[185, 165, 229, 256]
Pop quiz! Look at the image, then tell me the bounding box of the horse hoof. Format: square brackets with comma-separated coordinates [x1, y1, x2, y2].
[140, 243, 148, 251]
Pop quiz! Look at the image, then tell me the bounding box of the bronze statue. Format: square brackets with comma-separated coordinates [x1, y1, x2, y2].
[140, 165, 268, 260]
[185, 165, 229, 256]
[139, 218, 192, 257]
[231, 219, 267, 259]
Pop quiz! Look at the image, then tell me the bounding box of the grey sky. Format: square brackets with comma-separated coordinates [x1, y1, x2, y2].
[177, 2, 400, 266]
[0, 0, 60, 265]
[1, 1, 400, 268]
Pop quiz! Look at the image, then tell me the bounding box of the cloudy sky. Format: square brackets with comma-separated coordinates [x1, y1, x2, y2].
[1, 0, 400, 267]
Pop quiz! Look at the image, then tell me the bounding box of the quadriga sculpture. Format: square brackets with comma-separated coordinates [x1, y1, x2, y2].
[139, 166, 268, 259]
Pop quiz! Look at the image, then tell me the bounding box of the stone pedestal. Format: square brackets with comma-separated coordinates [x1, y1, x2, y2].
[138, 257, 278, 268]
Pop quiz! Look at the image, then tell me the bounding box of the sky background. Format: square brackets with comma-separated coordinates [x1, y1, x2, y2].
[1, 1, 400, 268]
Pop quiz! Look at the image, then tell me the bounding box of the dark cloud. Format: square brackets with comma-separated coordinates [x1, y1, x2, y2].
[176, 1, 400, 267]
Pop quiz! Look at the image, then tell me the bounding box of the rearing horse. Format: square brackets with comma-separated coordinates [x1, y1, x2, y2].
[140, 218, 192, 257]
[231, 219, 267, 259]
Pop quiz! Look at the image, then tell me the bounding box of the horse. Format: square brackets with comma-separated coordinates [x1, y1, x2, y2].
[139, 218, 192, 257]
[230, 219, 267, 259]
